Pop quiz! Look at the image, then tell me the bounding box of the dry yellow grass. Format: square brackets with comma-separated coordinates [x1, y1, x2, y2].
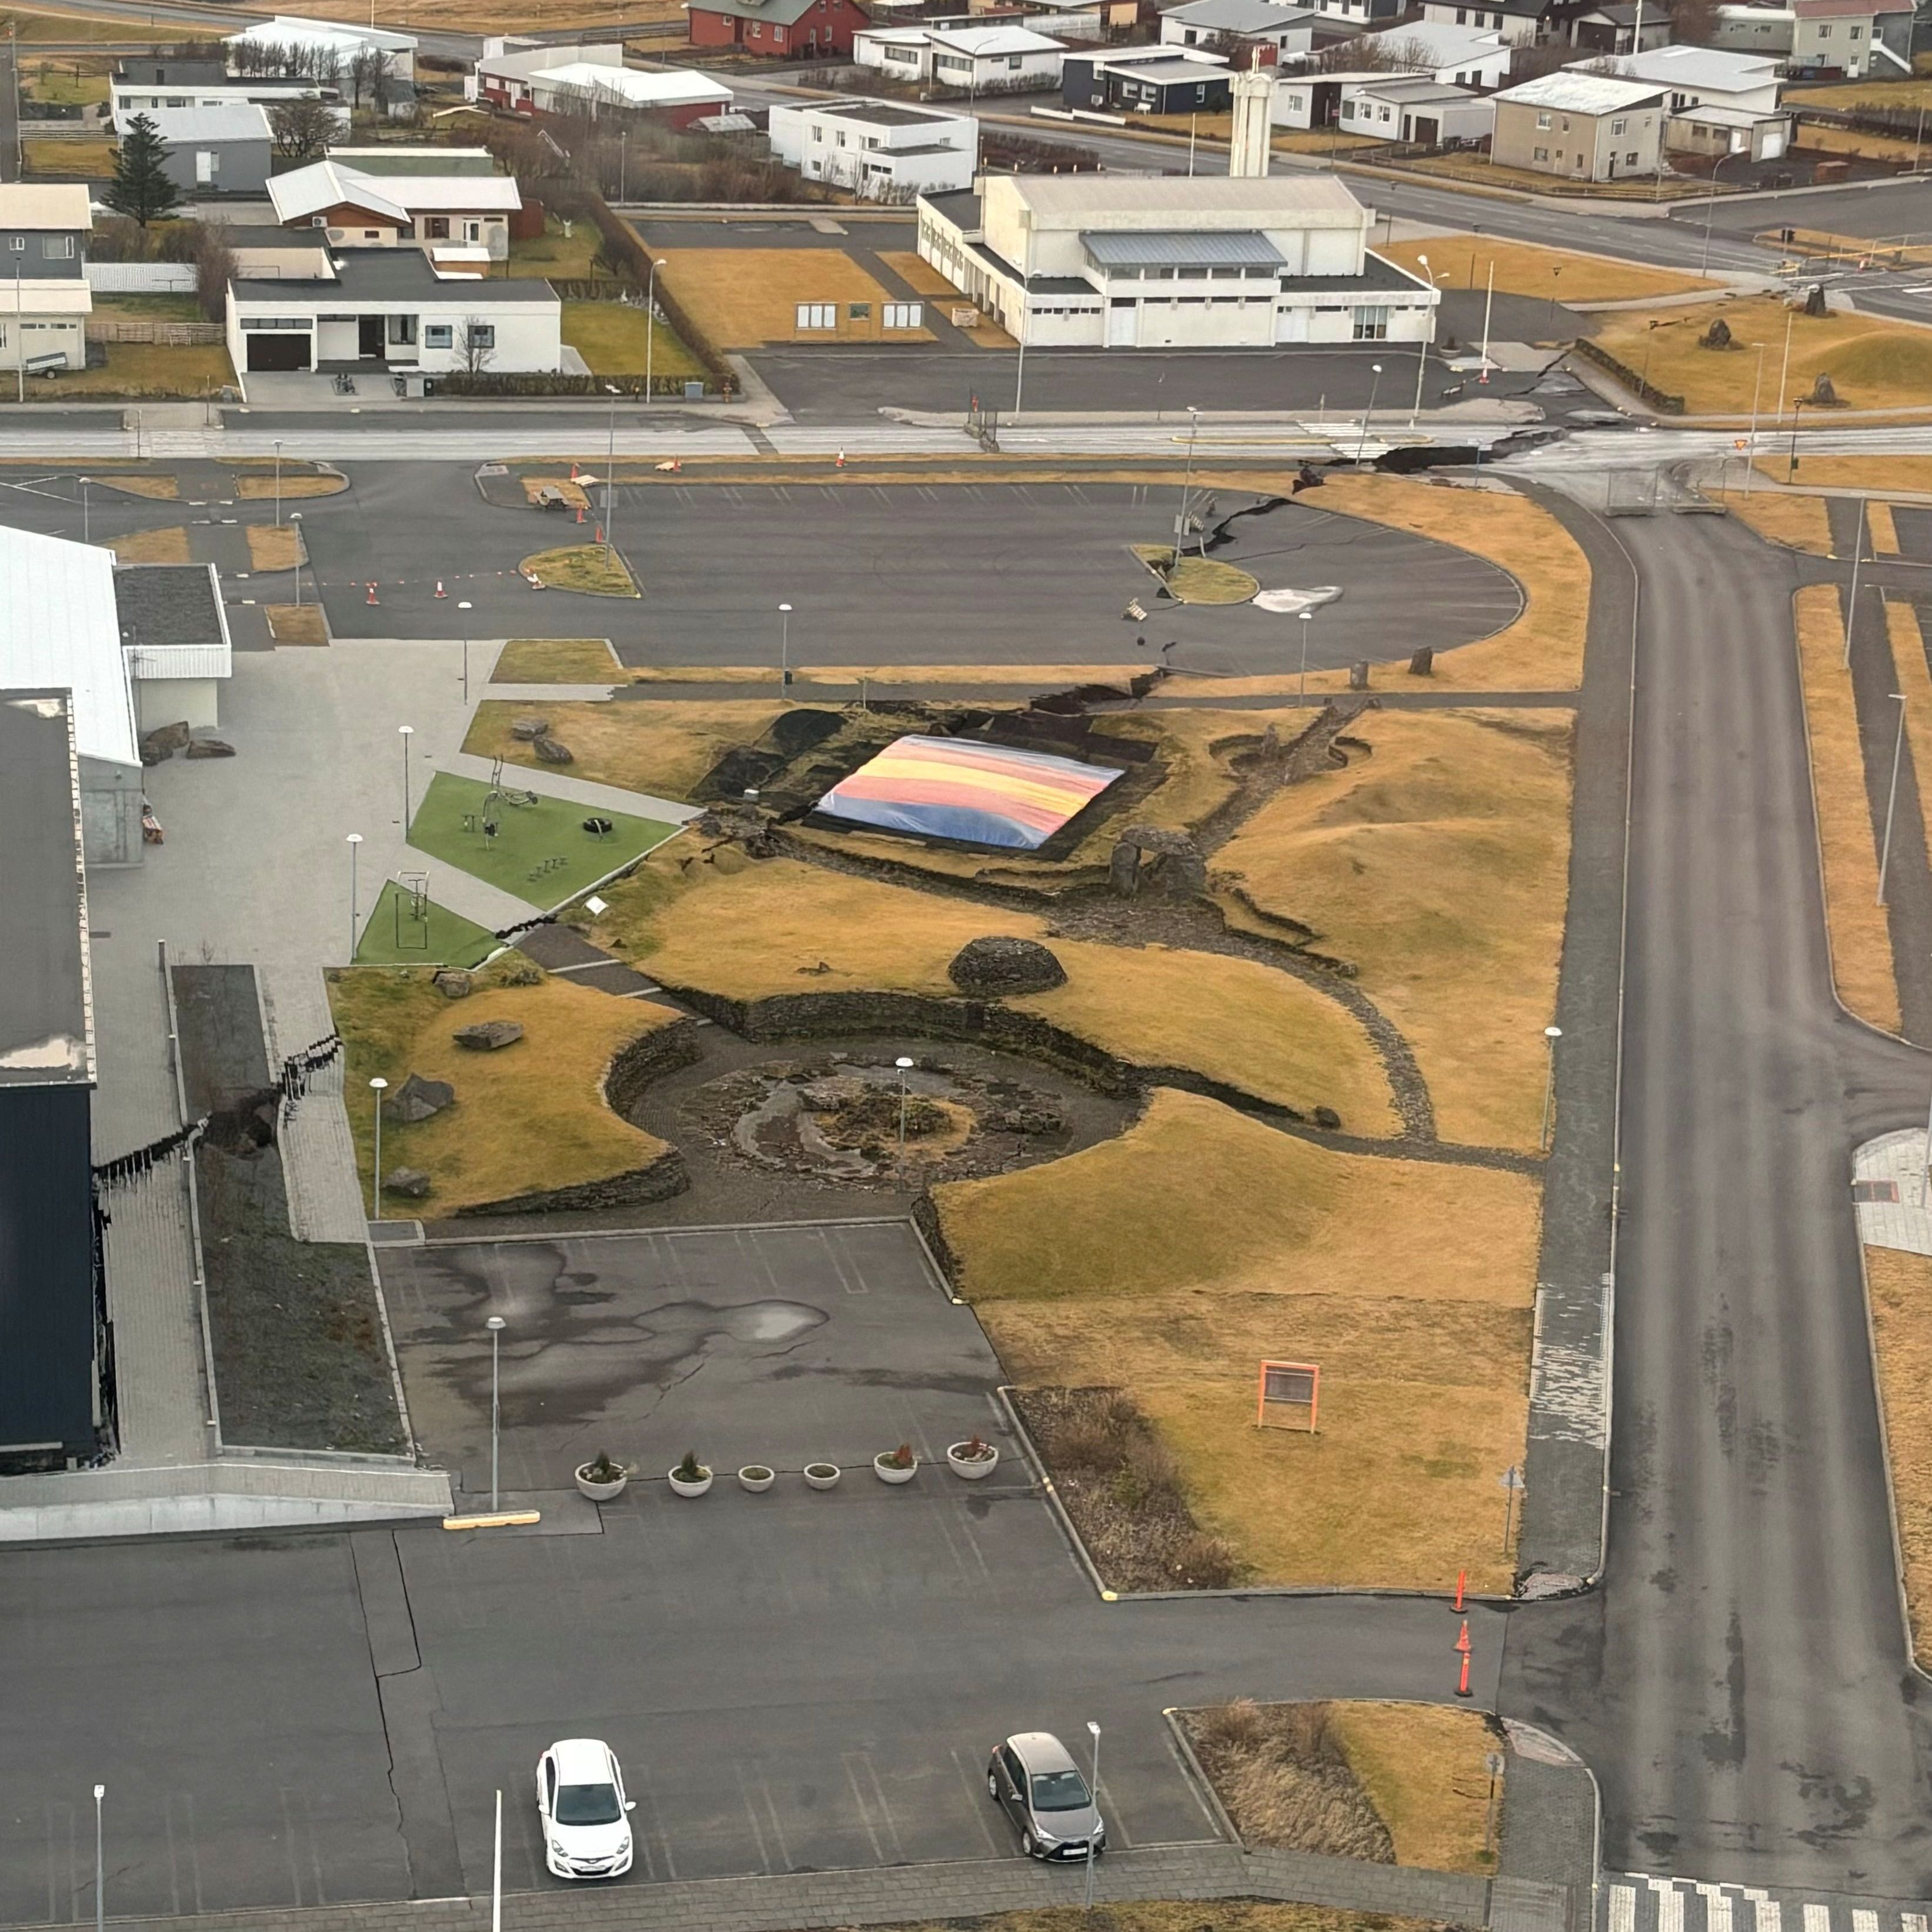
[97, 473, 178, 499]
[328, 969, 679, 1212]
[628, 662, 1140, 688]
[1797, 121, 1924, 162]
[233, 472, 343, 499]
[465, 698, 788, 802]
[1870, 500, 1901, 554]
[1382, 234, 1719, 303]
[266, 605, 326, 645]
[1286, 476, 1579, 693]
[245, 522, 302, 572]
[1596, 293, 1932, 416]
[23, 136, 115, 176]
[245, 0, 679, 30]
[1755, 455, 1932, 497]
[522, 543, 638, 597]
[1131, 544, 1260, 605]
[108, 525, 189, 564]
[1214, 709, 1573, 1153]
[1719, 488, 1835, 555]
[492, 637, 618, 683]
[1793, 583, 1900, 1032]
[941, 1090, 1537, 1590]
[1886, 599, 1932, 900]
[1865, 1243, 1932, 1667]
[653, 249, 935, 350]
[523, 475, 589, 511]
[1328, 1704, 1506, 1874]
[876, 250, 1014, 348]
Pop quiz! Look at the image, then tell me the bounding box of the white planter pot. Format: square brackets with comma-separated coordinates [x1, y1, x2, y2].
[803, 1462, 842, 1491]
[873, 1453, 919, 1485]
[667, 1466, 713, 1498]
[738, 1465, 775, 1493]
[946, 1441, 1000, 1481]
[574, 1463, 629, 1503]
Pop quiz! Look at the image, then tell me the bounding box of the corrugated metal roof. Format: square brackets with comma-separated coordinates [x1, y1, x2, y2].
[1494, 68, 1667, 109]
[1084, 228, 1286, 267]
[995, 173, 1367, 223]
[144, 102, 273, 145]
[0, 528, 138, 771]
[1593, 44, 1781, 85]
[531, 61, 733, 104]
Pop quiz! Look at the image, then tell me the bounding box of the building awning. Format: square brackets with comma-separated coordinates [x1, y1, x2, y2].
[1082, 229, 1285, 270]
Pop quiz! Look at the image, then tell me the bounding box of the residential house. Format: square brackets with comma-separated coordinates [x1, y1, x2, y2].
[0, 184, 91, 378]
[769, 98, 978, 195]
[1667, 98, 1792, 156]
[1273, 68, 1392, 126]
[685, 0, 870, 58]
[466, 40, 733, 124]
[268, 148, 522, 261]
[1159, 0, 1326, 63]
[1418, 0, 1553, 45]
[1339, 73, 1496, 139]
[225, 15, 416, 114]
[1302, 0, 1409, 26]
[110, 57, 333, 134]
[853, 23, 1069, 88]
[148, 103, 275, 196]
[1489, 66, 1667, 175]
[1581, 43, 1784, 111]
[916, 172, 1439, 347]
[1061, 45, 1232, 113]
[1550, 0, 1678, 53]
[1710, 0, 1912, 68]
[1353, 20, 1514, 86]
[227, 247, 562, 376]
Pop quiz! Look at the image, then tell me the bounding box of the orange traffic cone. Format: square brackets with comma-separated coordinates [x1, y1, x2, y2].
[1455, 1619, 1471, 1654]
[1453, 1570, 1466, 1612]
[835, 449, 846, 469]
[366, 580, 379, 606]
[1456, 1651, 1471, 1697]
[575, 502, 585, 524]
[434, 580, 447, 599]
[594, 525, 605, 545]
[569, 461, 579, 481]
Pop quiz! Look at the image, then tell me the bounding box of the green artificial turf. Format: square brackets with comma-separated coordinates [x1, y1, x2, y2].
[405, 770, 676, 909]
[353, 879, 502, 968]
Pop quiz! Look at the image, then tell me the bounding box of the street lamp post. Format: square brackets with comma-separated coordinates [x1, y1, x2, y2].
[645, 257, 659, 402]
[398, 723, 415, 827]
[1176, 406, 1200, 558]
[92, 1785, 104, 1932]
[1540, 1025, 1562, 1150]
[458, 600, 473, 703]
[1844, 496, 1869, 667]
[1409, 255, 1434, 429]
[1787, 394, 1809, 483]
[1356, 363, 1383, 466]
[1699, 151, 1739, 277]
[289, 512, 303, 606]
[487, 1314, 506, 1510]
[346, 832, 363, 963]
[79, 473, 91, 544]
[778, 602, 792, 690]
[895, 1055, 915, 1175]
[604, 383, 619, 554]
[273, 438, 283, 527]
[1298, 608, 1314, 706]
[1744, 343, 1766, 498]
[1879, 691, 1908, 905]
[369, 1077, 388, 1218]
[1083, 1721, 1101, 1910]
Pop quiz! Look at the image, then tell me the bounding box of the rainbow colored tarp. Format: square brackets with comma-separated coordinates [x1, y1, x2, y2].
[815, 735, 1124, 851]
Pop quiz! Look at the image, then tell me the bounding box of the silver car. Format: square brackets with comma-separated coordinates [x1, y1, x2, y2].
[986, 1731, 1105, 1861]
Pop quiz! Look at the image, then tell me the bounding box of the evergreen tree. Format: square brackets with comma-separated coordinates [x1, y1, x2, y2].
[104, 114, 181, 229]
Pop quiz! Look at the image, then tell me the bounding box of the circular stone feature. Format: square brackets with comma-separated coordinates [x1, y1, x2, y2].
[949, 936, 1067, 996]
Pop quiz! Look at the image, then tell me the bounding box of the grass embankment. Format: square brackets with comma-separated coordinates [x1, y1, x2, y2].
[2, 8, 165, 38]
[522, 543, 639, 596]
[653, 248, 936, 349]
[1382, 234, 1718, 303]
[245, 523, 303, 572]
[1718, 489, 1835, 555]
[1183, 1700, 1504, 1873]
[592, 852, 1397, 1130]
[466, 698, 787, 801]
[1793, 582, 1900, 1032]
[109, 525, 190, 563]
[1215, 708, 1574, 1153]
[491, 637, 619, 683]
[1866, 1244, 1932, 1666]
[1131, 544, 1259, 605]
[628, 662, 1140, 688]
[937, 1089, 1537, 1591]
[96, 473, 178, 499]
[561, 299, 705, 381]
[1885, 598, 1932, 887]
[328, 967, 679, 1212]
[1596, 293, 1932, 416]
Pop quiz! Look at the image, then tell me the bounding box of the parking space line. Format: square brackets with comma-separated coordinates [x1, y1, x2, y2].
[750, 1767, 795, 1874]
[632, 1764, 678, 1881]
[949, 1749, 1006, 1858]
[818, 1225, 865, 1296]
[279, 1788, 306, 1905]
[1096, 1776, 1133, 1848]
[732, 1764, 774, 1875]
[840, 1755, 889, 1864]
[859, 1755, 909, 1863]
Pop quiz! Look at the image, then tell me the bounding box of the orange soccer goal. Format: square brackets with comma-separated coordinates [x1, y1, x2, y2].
[1256, 1360, 1319, 1433]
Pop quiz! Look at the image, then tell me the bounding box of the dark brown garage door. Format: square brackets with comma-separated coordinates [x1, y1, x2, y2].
[246, 332, 311, 372]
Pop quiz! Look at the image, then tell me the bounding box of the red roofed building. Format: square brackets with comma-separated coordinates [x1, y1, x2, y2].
[686, 0, 868, 56]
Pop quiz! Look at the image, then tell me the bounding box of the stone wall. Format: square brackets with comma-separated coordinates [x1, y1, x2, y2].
[452, 1148, 688, 1219]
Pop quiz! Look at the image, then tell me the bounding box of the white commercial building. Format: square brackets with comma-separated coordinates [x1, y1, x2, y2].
[770, 98, 978, 199]
[917, 172, 1437, 348]
[226, 16, 415, 83]
[1576, 44, 1784, 114]
[853, 23, 1068, 88]
[110, 56, 335, 134]
[1352, 19, 1513, 86]
[466, 41, 732, 120]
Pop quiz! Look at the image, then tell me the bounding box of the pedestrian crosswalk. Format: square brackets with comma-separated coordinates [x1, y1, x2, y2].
[1604, 1874, 1932, 1932]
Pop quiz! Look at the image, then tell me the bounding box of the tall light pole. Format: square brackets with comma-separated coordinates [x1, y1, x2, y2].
[15, 257, 24, 405]
[369, 1076, 388, 1218]
[1176, 406, 1200, 559]
[778, 602, 792, 690]
[492, 1790, 503, 1932]
[1699, 150, 1739, 276]
[1844, 496, 1868, 667]
[487, 1314, 506, 1510]
[1356, 362, 1383, 465]
[289, 512, 303, 606]
[1540, 1024, 1562, 1150]
[398, 723, 415, 828]
[1012, 318, 1027, 421]
[79, 473, 91, 544]
[1408, 253, 1434, 429]
[273, 438, 283, 527]
[1298, 608, 1314, 706]
[603, 383, 618, 554]
[1083, 1721, 1101, 1911]
[458, 599, 473, 703]
[1878, 691, 1908, 905]
[644, 256, 659, 401]
[1744, 343, 1766, 498]
[92, 1785, 104, 1932]
[895, 1055, 915, 1175]
[346, 832, 363, 962]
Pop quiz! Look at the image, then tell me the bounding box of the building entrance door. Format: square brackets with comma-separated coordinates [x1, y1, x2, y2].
[358, 316, 385, 358]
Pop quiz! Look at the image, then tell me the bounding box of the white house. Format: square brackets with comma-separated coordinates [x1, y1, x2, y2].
[225, 14, 416, 111]
[1339, 74, 1495, 141]
[465, 41, 733, 122]
[1352, 20, 1513, 86]
[1160, 0, 1324, 60]
[770, 98, 978, 198]
[0, 184, 91, 377]
[110, 56, 334, 134]
[268, 149, 522, 260]
[917, 172, 1437, 348]
[1417, 0, 1548, 45]
[1490, 67, 1666, 176]
[853, 24, 1068, 89]
[1577, 44, 1784, 113]
[227, 247, 561, 378]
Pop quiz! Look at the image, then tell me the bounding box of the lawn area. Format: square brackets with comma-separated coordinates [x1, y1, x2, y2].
[1757, 455, 1932, 495]
[22, 136, 116, 176]
[266, 604, 327, 644]
[1382, 233, 1718, 303]
[510, 213, 602, 281]
[98, 473, 178, 499]
[490, 636, 619, 682]
[245, 523, 303, 572]
[466, 697, 787, 800]
[936, 1089, 1537, 1591]
[1594, 292, 1932, 415]
[1797, 122, 1924, 162]
[22, 60, 109, 104]
[1886, 599, 1932, 917]
[1213, 708, 1574, 1153]
[522, 542, 638, 596]
[1181, 1701, 1503, 1874]
[108, 525, 189, 564]
[560, 299, 705, 381]
[353, 880, 500, 968]
[1, 8, 163, 38]
[94, 292, 199, 322]
[1718, 488, 1834, 554]
[1866, 1243, 1932, 1667]
[408, 769, 678, 908]
[1793, 582, 1899, 1032]
[29, 340, 233, 399]
[1131, 544, 1259, 605]
[653, 247, 936, 349]
[328, 966, 680, 1213]
[1789, 78, 1932, 108]
[233, 470, 345, 499]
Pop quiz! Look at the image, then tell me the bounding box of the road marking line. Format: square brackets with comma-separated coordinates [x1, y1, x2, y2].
[1804, 1905, 1833, 1932]
[1850, 1912, 1878, 1932]
[842, 1754, 888, 1863]
[1901, 1913, 1927, 1932]
[1706, 1891, 1735, 1932]
[1753, 1900, 1781, 1932]
[1609, 1884, 1637, 1932]
[1657, 1884, 1685, 1932]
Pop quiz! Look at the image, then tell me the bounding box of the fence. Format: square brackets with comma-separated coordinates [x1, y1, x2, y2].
[87, 318, 223, 344]
[88, 262, 198, 293]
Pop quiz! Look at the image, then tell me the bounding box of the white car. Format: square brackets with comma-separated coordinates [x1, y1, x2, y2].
[535, 1738, 636, 1880]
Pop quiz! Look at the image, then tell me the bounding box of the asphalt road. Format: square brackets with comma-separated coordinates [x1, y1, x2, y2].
[1499, 509, 1932, 1893]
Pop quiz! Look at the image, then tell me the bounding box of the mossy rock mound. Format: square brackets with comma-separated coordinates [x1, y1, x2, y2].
[949, 936, 1067, 996]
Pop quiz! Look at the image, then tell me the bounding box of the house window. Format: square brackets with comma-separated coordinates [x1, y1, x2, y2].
[796, 302, 837, 329]
[41, 235, 74, 259]
[882, 301, 921, 328]
[1352, 304, 1390, 339]
[389, 313, 417, 344]
[426, 216, 449, 239]
[750, 19, 762, 34]
[1536, 110, 1551, 127]
[363, 230, 379, 241]
[7, 236, 22, 252]
[1379, 103, 1391, 119]
[1626, 149, 1638, 163]
[1007, 52, 1022, 66]
[1533, 144, 1549, 159]
[1849, 22, 1861, 34]
[1611, 116, 1626, 134]
[849, 301, 870, 319]
[1817, 21, 1830, 33]
[468, 324, 495, 349]
[1454, 4, 1466, 16]
[425, 323, 452, 346]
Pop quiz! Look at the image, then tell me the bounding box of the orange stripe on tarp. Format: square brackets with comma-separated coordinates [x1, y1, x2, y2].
[817, 735, 1124, 843]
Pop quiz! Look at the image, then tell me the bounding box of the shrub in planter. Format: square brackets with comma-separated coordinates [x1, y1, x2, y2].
[803, 1461, 842, 1490]
[739, 1464, 776, 1492]
[574, 1450, 630, 1501]
[874, 1442, 918, 1485]
[946, 1433, 1000, 1480]
[668, 1449, 713, 1498]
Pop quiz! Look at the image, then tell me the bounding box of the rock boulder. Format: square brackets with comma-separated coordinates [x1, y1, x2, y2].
[385, 1167, 433, 1200]
[453, 1019, 525, 1052]
[947, 935, 1067, 996]
[432, 969, 474, 1000]
[185, 736, 236, 759]
[387, 1073, 454, 1124]
[532, 736, 573, 765]
[510, 716, 550, 742]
